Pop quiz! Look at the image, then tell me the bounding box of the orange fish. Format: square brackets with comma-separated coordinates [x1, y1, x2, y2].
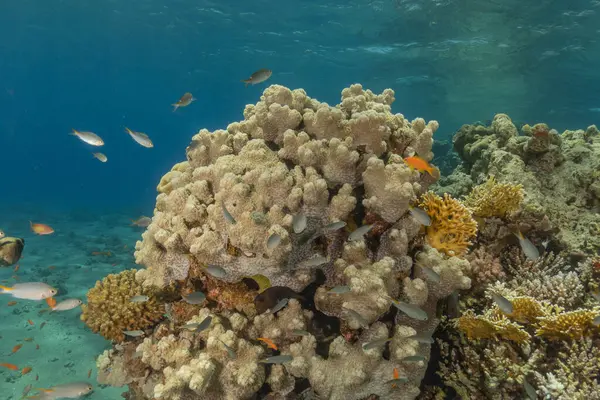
[21, 366, 32, 375]
[7, 301, 17, 306]
[12, 344, 22, 353]
[256, 337, 278, 351]
[30, 222, 54, 235]
[403, 156, 436, 176]
[13, 264, 19, 272]
[27, 319, 34, 326]
[91, 251, 111, 256]
[46, 297, 57, 308]
[0, 362, 18, 371]
[392, 367, 400, 388]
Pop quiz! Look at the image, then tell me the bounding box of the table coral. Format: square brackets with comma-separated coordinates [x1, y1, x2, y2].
[81, 269, 164, 342]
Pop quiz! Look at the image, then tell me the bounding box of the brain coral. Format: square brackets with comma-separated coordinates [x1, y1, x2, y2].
[81, 269, 164, 342]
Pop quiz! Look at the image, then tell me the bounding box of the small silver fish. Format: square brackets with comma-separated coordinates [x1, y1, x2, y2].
[206, 265, 227, 278]
[343, 306, 369, 327]
[514, 231, 540, 261]
[22, 383, 32, 397]
[0, 282, 57, 300]
[291, 329, 310, 337]
[491, 292, 514, 315]
[92, 152, 107, 163]
[125, 127, 154, 148]
[416, 264, 441, 283]
[259, 354, 293, 364]
[293, 213, 307, 234]
[409, 206, 432, 226]
[391, 299, 428, 321]
[348, 224, 373, 242]
[30, 381, 93, 399]
[130, 295, 149, 303]
[220, 340, 237, 359]
[123, 330, 145, 337]
[182, 291, 206, 305]
[180, 322, 201, 331]
[268, 297, 289, 314]
[592, 315, 600, 326]
[402, 355, 426, 362]
[408, 334, 434, 344]
[222, 203, 236, 224]
[523, 378, 537, 399]
[362, 337, 391, 350]
[51, 298, 83, 312]
[242, 68, 272, 86]
[299, 256, 328, 268]
[195, 315, 212, 332]
[328, 286, 351, 294]
[324, 221, 346, 231]
[172, 92, 195, 111]
[267, 233, 281, 249]
[70, 129, 104, 146]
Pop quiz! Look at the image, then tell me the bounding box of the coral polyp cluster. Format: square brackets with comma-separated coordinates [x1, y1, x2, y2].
[81, 269, 164, 342]
[463, 176, 524, 218]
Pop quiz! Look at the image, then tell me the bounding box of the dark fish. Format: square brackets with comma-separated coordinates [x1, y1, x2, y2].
[254, 286, 303, 314]
[241, 69, 272, 86]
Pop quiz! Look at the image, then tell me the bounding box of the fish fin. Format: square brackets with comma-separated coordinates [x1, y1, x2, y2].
[172, 104, 179, 112]
[68, 129, 78, 136]
[513, 230, 524, 240]
[241, 80, 250, 87]
[0, 284, 12, 292]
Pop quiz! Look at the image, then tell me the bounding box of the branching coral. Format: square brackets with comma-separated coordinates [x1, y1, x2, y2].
[463, 176, 524, 218]
[81, 269, 164, 342]
[419, 192, 477, 256]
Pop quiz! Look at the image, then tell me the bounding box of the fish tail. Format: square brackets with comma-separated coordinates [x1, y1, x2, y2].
[68, 129, 78, 136]
[171, 104, 179, 112]
[0, 284, 12, 293]
[241, 80, 250, 87]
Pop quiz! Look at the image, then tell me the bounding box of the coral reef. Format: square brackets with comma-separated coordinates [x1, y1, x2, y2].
[0, 236, 24, 267]
[87, 84, 483, 400]
[436, 114, 600, 253]
[81, 269, 164, 342]
[463, 176, 524, 218]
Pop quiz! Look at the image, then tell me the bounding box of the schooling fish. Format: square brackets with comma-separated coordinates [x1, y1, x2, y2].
[348, 224, 373, 242]
[402, 355, 426, 363]
[0, 362, 18, 371]
[267, 297, 289, 314]
[28, 381, 93, 399]
[92, 153, 107, 163]
[222, 203, 236, 225]
[258, 355, 293, 364]
[408, 334, 434, 344]
[0, 282, 57, 300]
[523, 378, 537, 400]
[195, 316, 212, 332]
[125, 127, 154, 148]
[205, 265, 227, 278]
[242, 69, 272, 87]
[69, 129, 104, 146]
[172, 92, 195, 111]
[30, 222, 54, 235]
[390, 299, 428, 321]
[131, 216, 152, 227]
[491, 292, 514, 315]
[50, 298, 82, 312]
[403, 156, 436, 176]
[408, 205, 432, 226]
[257, 337, 278, 350]
[328, 286, 351, 295]
[362, 337, 391, 351]
[220, 340, 237, 360]
[298, 256, 328, 268]
[292, 213, 307, 234]
[342, 306, 369, 328]
[266, 233, 281, 250]
[254, 286, 303, 315]
[123, 330, 145, 338]
[130, 295, 149, 303]
[514, 230, 540, 261]
[416, 264, 441, 284]
[182, 291, 205, 305]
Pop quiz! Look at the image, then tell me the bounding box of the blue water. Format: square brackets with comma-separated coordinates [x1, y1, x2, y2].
[1, 0, 599, 397]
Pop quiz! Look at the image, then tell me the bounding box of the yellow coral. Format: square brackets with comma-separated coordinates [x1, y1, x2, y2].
[420, 192, 478, 257]
[535, 307, 600, 340]
[463, 176, 524, 218]
[457, 310, 530, 343]
[81, 269, 164, 342]
[490, 296, 551, 324]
